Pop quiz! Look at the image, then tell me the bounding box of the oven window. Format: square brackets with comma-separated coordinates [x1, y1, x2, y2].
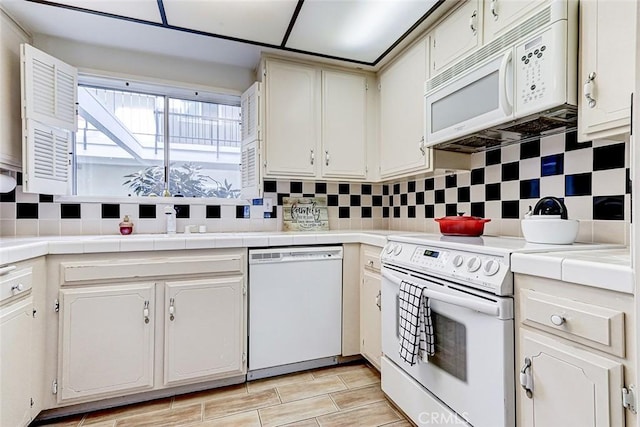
[430, 311, 467, 382]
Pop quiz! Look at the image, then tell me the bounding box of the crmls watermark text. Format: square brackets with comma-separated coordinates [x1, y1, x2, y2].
[418, 411, 470, 425]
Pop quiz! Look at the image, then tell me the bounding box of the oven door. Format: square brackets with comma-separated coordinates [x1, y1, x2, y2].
[381, 266, 515, 427]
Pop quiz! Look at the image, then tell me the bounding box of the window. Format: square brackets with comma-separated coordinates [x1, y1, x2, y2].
[75, 82, 242, 198]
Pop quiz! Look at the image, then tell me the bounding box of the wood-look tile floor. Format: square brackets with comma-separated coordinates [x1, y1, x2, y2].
[36, 363, 412, 427]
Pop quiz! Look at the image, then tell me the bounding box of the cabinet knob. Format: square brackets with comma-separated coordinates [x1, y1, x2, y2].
[169, 297, 175, 321]
[310, 149, 315, 165]
[143, 301, 150, 324]
[418, 137, 426, 156]
[325, 150, 330, 166]
[469, 10, 478, 34]
[490, 0, 499, 20]
[584, 72, 597, 108]
[10, 283, 24, 295]
[550, 314, 565, 326]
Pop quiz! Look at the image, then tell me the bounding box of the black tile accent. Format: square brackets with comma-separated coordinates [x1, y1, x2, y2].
[327, 194, 339, 206]
[502, 200, 520, 219]
[339, 206, 350, 218]
[361, 184, 372, 195]
[470, 168, 485, 185]
[416, 192, 425, 205]
[445, 204, 457, 216]
[470, 202, 485, 218]
[520, 139, 541, 159]
[139, 204, 157, 219]
[393, 183, 400, 194]
[383, 185, 389, 196]
[486, 149, 501, 166]
[277, 193, 290, 205]
[205, 205, 221, 219]
[424, 205, 435, 218]
[236, 205, 248, 219]
[16, 203, 38, 219]
[39, 194, 54, 203]
[350, 195, 361, 206]
[400, 194, 408, 206]
[315, 182, 327, 194]
[407, 206, 416, 218]
[501, 162, 519, 181]
[435, 189, 445, 204]
[361, 206, 372, 218]
[60, 203, 81, 219]
[373, 195, 383, 206]
[594, 143, 625, 171]
[565, 173, 592, 196]
[269, 206, 278, 219]
[485, 183, 501, 201]
[627, 169, 632, 194]
[407, 181, 416, 192]
[520, 179, 540, 199]
[0, 189, 16, 202]
[339, 183, 350, 194]
[541, 154, 564, 176]
[16, 172, 22, 186]
[425, 178, 435, 191]
[263, 180, 277, 193]
[383, 207, 390, 218]
[174, 204, 190, 219]
[593, 195, 625, 220]
[290, 181, 303, 193]
[389, 195, 395, 207]
[565, 131, 591, 151]
[303, 193, 315, 198]
[457, 187, 470, 203]
[445, 175, 457, 188]
[101, 204, 120, 219]
[393, 206, 401, 218]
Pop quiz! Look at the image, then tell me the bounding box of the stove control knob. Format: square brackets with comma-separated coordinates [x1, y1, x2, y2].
[466, 256, 482, 272]
[393, 244, 403, 256]
[385, 244, 394, 254]
[452, 255, 464, 268]
[483, 259, 500, 276]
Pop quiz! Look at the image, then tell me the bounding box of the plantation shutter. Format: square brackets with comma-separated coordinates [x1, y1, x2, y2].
[240, 82, 262, 200]
[21, 43, 77, 194]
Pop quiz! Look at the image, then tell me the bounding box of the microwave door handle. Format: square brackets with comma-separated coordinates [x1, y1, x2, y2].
[499, 50, 514, 115]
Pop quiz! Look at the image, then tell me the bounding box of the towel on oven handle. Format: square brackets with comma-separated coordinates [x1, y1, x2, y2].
[398, 280, 435, 366]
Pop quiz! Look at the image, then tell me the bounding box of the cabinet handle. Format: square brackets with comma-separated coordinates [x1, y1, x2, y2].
[376, 290, 381, 311]
[584, 72, 597, 108]
[169, 298, 175, 321]
[0, 265, 16, 276]
[143, 301, 150, 324]
[469, 10, 478, 34]
[520, 357, 533, 398]
[419, 137, 426, 156]
[550, 314, 565, 326]
[325, 150, 330, 166]
[310, 149, 315, 165]
[490, 0, 498, 20]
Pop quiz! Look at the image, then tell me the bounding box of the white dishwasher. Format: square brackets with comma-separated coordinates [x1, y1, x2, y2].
[248, 246, 343, 380]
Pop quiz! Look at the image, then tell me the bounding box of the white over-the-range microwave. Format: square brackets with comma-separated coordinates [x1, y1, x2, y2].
[424, 0, 578, 153]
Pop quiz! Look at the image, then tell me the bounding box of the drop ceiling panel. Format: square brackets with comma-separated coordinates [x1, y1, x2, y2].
[162, 0, 299, 45]
[286, 0, 438, 63]
[46, 0, 163, 23]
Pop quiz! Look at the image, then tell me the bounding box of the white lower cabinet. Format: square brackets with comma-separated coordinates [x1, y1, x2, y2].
[58, 283, 155, 401]
[359, 245, 382, 370]
[164, 277, 245, 385]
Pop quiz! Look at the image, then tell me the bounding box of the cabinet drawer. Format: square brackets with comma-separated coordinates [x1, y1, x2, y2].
[362, 250, 381, 273]
[520, 289, 625, 357]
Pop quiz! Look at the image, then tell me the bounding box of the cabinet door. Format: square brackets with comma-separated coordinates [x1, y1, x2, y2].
[0, 297, 33, 427]
[482, 0, 550, 44]
[380, 38, 430, 179]
[360, 269, 381, 371]
[164, 276, 245, 385]
[431, 0, 481, 75]
[59, 283, 155, 402]
[578, 0, 636, 141]
[264, 60, 319, 177]
[321, 70, 367, 179]
[518, 329, 624, 427]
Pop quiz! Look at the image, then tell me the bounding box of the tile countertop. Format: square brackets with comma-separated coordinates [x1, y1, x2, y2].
[512, 248, 633, 294]
[0, 230, 395, 265]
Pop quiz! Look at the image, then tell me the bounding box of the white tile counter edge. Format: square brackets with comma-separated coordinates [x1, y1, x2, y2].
[0, 231, 391, 265]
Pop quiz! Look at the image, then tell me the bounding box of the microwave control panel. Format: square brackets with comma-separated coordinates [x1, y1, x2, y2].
[515, 20, 567, 116]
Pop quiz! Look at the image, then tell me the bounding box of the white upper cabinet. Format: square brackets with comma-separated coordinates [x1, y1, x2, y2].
[482, 0, 550, 44]
[379, 38, 429, 178]
[430, 0, 482, 76]
[578, 0, 636, 142]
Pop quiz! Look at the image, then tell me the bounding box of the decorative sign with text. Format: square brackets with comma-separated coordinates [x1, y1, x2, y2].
[283, 197, 329, 231]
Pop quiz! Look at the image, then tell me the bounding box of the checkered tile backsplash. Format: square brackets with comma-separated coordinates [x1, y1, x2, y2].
[0, 132, 631, 244]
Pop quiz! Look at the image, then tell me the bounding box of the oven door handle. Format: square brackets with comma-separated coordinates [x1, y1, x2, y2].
[382, 271, 500, 317]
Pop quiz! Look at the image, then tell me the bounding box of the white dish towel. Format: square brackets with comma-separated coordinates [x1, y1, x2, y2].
[398, 280, 435, 366]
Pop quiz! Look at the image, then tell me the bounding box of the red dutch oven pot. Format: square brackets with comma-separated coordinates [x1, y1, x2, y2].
[434, 214, 491, 236]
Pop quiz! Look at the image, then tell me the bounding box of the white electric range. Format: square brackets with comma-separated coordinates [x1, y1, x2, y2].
[380, 233, 619, 427]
